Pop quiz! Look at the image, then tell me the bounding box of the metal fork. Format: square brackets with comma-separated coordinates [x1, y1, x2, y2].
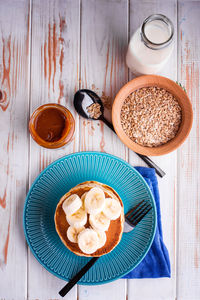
[59, 200, 152, 297]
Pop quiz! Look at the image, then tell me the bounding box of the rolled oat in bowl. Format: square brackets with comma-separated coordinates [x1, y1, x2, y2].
[120, 87, 182, 147]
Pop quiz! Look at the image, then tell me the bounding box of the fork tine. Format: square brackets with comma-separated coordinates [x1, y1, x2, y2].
[125, 200, 145, 218]
[132, 206, 152, 226]
[128, 203, 152, 222]
[125, 201, 152, 227]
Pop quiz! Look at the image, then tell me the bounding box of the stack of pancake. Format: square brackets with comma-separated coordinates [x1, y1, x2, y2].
[54, 181, 124, 257]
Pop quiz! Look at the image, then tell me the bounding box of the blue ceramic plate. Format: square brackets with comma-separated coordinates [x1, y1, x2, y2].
[23, 152, 156, 285]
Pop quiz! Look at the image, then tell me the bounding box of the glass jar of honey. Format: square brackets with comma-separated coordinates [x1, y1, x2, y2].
[29, 103, 75, 149]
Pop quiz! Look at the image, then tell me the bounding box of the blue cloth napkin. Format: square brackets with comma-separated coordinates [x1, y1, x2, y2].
[123, 167, 171, 278]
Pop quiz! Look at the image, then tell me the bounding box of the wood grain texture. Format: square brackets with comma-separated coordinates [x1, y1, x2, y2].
[0, 0, 199, 299]
[28, 0, 80, 299]
[177, 1, 200, 299]
[128, 1, 177, 299]
[0, 0, 30, 298]
[79, 0, 128, 299]
[80, 0, 128, 158]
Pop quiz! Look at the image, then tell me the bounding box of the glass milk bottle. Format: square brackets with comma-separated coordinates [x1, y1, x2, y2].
[126, 14, 174, 75]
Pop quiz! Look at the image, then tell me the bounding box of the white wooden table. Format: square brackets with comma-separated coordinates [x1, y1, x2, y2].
[0, 0, 199, 299]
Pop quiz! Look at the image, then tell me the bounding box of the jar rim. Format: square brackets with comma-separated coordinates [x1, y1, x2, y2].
[141, 14, 174, 49]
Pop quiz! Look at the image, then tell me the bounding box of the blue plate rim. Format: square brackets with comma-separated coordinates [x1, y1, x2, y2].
[23, 151, 157, 285]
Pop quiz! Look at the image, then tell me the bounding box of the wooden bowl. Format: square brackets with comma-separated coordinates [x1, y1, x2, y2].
[112, 75, 193, 156]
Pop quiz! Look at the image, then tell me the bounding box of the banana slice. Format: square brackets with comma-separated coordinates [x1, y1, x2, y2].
[81, 192, 87, 209]
[89, 212, 110, 231]
[78, 228, 99, 254]
[85, 187, 105, 215]
[62, 194, 82, 215]
[66, 207, 87, 228]
[95, 230, 107, 248]
[81, 192, 87, 202]
[67, 226, 85, 243]
[103, 198, 122, 220]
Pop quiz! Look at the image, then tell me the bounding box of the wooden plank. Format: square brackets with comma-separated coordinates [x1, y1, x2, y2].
[0, 0, 30, 299]
[79, 0, 128, 158]
[128, 1, 177, 299]
[28, 0, 80, 299]
[78, 0, 128, 299]
[177, 1, 200, 299]
[78, 280, 127, 300]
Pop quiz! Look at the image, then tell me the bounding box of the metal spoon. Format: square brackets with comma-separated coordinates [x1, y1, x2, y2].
[74, 89, 165, 178]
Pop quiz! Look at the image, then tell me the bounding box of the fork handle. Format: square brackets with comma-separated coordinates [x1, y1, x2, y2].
[59, 257, 99, 297]
[136, 154, 166, 177]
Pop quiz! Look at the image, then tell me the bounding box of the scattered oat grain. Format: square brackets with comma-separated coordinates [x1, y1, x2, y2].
[87, 103, 102, 119]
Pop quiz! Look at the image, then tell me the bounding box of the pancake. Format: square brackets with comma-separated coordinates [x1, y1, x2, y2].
[54, 181, 124, 257]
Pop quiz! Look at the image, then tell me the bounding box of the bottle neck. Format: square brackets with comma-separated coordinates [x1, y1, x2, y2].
[141, 14, 174, 50]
